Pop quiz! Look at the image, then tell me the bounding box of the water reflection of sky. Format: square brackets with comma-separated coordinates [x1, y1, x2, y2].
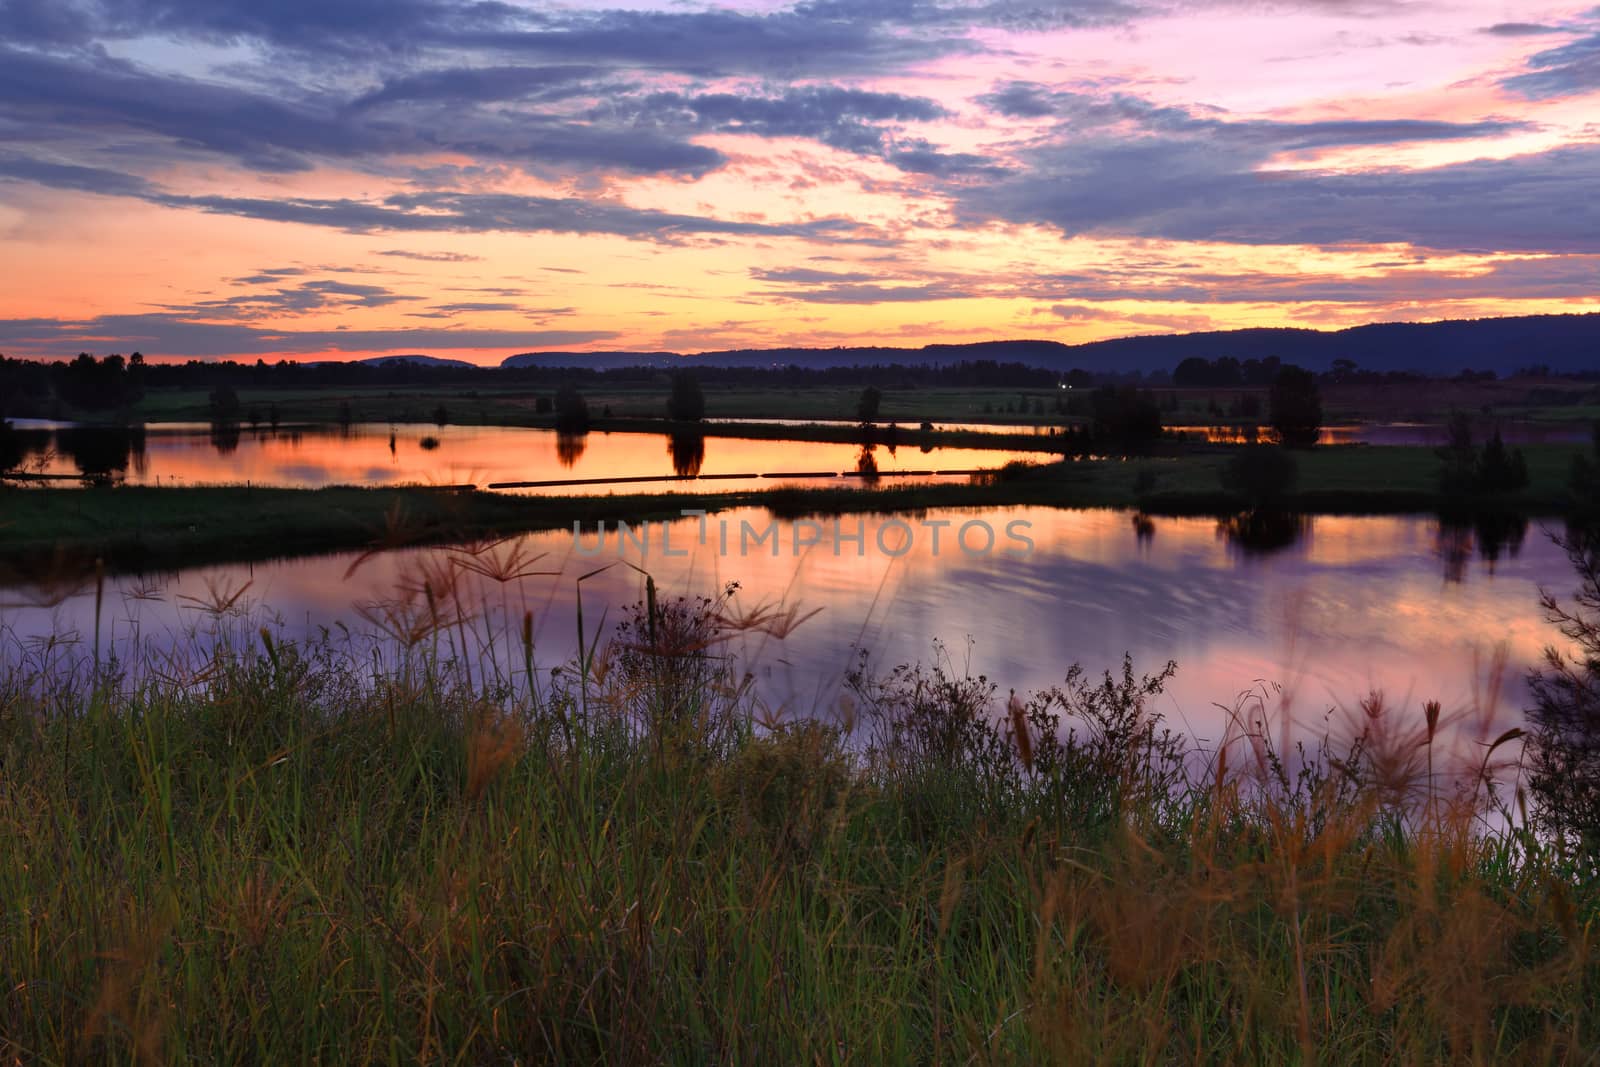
[8, 423, 1051, 493]
[2, 508, 1578, 758]
[712, 418, 1595, 447]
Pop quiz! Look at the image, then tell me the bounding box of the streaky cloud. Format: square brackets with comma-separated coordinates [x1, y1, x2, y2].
[0, 312, 618, 358]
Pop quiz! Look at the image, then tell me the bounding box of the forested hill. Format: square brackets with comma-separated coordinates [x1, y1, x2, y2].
[504, 313, 1600, 375]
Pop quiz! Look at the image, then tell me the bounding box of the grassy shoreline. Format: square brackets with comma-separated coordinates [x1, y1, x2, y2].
[0, 587, 1593, 1062]
[1, 443, 1588, 576]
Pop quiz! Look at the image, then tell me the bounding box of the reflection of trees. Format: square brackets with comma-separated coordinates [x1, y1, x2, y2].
[855, 444, 880, 486]
[1475, 511, 1527, 571]
[668, 429, 705, 478]
[1132, 512, 1156, 545]
[209, 420, 242, 456]
[556, 431, 587, 468]
[1217, 510, 1309, 557]
[1436, 513, 1530, 582]
[56, 425, 147, 485]
[1438, 524, 1473, 584]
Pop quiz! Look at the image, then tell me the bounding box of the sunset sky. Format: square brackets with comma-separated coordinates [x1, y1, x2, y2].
[2, 0, 1598, 364]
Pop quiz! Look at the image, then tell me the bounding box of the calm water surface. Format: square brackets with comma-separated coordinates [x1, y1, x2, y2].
[5, 422, 1052, 492]
[712, 417, 1595, 446]
[2, 507, 1576, 749]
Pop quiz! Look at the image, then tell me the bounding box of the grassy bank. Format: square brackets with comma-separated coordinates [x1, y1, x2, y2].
[0, 586, 1593, 1063]
[1, 443, 1588, 575]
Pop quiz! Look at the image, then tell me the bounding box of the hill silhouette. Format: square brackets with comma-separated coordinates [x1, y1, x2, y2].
[503, 313, 1600, 375]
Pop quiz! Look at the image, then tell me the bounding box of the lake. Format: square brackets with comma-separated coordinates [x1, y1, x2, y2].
[2, 422, 1053, 492]
[711, 417, 1596, 446]
[1, 506, 1576, 755]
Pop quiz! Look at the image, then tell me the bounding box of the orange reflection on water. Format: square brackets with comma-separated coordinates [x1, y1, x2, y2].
[17, 423, 1055, 492]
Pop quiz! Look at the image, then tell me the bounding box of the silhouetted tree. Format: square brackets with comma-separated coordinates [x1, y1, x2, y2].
[433, 403, 449, 427]
[857, 386, 882, 423]
[1438, 416, 1529, 496]
[1090, 386, 1162, 451]
[0, 419, 21, 475]
[1570, 421, 1600, 519]
[208, 385, 242, 424]
[554, 382, 589, 434]
[1437, 410, 1479, 495]
[1527, 526, 1600, 872]
[1219, 444, 1298, 509]
[57, 353, 143, 412]
[668, 370, 706, 422]
[1475, 429, 1529, 494]
[1269, 365, 1322, 448]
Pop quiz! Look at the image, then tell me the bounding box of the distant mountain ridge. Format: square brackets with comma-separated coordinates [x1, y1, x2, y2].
[357, 354, 478, 369]
[502, 313, 1600, 375]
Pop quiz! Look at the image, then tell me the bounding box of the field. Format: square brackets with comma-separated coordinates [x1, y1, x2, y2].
[51, 375, 1600, 431]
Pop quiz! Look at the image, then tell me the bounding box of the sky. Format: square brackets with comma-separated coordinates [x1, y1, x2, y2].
[1, 0, 1598, 365]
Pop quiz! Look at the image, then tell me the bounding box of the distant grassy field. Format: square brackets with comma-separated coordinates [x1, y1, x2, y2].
[111, 382, 1085, 427]
[94, 376, 1600, 431]
[3, 443, 1588, 575]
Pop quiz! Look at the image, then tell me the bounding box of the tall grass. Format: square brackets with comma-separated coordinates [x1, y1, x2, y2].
[0, 549, 1594, 1063]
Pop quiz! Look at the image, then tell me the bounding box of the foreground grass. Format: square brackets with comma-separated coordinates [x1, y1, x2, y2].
[0, 587, 1594, 1063]
[2, 443, 1588, 575]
